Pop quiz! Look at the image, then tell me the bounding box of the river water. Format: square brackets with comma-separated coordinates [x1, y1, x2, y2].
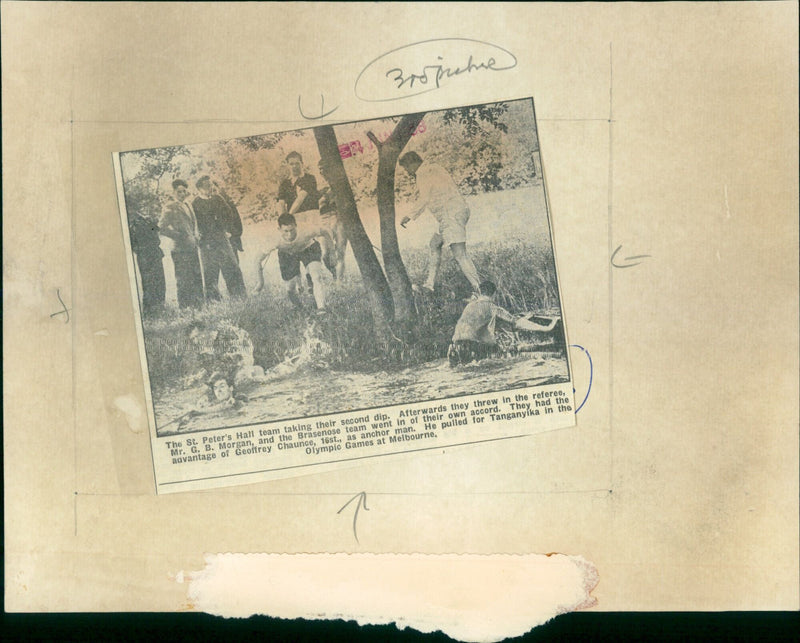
[155, 350, 569, 436]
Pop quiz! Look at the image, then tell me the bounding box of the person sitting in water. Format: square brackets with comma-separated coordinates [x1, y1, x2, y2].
[196, 372, 247, 412]
[175, 372, 248, 429]
[255, 212, 333, 313]
[448, 280, 558, 366]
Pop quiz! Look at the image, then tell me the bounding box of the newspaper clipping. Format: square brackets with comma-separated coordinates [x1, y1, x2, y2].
[113, 98, 576, 493]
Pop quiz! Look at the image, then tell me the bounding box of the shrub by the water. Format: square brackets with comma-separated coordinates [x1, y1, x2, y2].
[143, 240, 560, 397]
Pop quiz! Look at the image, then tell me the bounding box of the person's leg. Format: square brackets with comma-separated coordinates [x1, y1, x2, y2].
[201, 245, 222, 301]
[138, 253, 163, 316]
[333, 220, 347, 280]
[153, 254, 166, 308]
[278, 248, 303, 308]
[319, 231, 336, 278]
[188, 250, 205, 307]
[299, 264, 314, 295]
[172, 251, 189, 308]
[218, 239, 246, 299]
[283, 276, 302, 309]
[305, 261, 327, 311]
[423, 233, 444, 291]
[449, 242, 480, 292]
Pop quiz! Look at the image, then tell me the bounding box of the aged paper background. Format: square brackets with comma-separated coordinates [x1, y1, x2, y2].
[4, 0, 798, 617]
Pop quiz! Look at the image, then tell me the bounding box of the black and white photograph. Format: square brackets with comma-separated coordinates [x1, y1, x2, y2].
[115, 98, 575, 490]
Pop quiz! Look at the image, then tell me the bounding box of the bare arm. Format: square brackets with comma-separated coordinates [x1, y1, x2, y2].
[288, 189, 309, 215]
[514, 316, 558, 333]
[400, 172, 429, 226]
[494, 306, 516, 325]
[254, 247, 276, 292]
[400, 201, 427, 227]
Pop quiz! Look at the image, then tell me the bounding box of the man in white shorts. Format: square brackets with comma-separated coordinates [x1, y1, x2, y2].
[399, 151, 480, 293]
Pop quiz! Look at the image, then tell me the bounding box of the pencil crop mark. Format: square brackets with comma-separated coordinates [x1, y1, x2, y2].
[50, 288, 70, 323]
[298, 94, 339, 120]
[611, 244, 651, 269]
[337, 491, 369, 543]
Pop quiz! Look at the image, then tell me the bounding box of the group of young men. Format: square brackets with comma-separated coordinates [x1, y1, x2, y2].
[130, 174, 246, 315]
[130, 148, 556, 365]
[251, 149, 485, 315]
[254, 152, 346, 314]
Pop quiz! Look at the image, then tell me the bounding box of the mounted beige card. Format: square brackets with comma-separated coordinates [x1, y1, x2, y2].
[3, 1, 798, 637]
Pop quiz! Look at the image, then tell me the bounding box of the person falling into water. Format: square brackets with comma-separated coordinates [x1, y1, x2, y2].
[398, 151, 481, 294]
[255, 212, 333, 313]
[448, 280, 558, 366]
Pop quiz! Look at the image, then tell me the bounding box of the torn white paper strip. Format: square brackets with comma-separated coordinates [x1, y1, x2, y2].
[181, 553, 598, 642]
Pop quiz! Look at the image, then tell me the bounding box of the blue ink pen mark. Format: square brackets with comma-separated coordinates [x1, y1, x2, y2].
[337, 491, 369, 543]
[569, 344, 593, 413]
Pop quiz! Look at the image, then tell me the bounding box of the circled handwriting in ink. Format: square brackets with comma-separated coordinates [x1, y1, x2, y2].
[569, 344, 593, 413]
[386, 55, 506, 92]
[355, 38, 517, 102]
[298, 94, 339, 121]
[50, 288, 70, 323]
[337, 491, 369, 544]
[611, 244, 651, 269]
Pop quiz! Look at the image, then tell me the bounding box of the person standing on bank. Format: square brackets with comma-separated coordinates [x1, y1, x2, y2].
[277, 151, 320, 216]
[160, 179, 204, 309]
[192, 175, 246, 301]
[398, 151, 480, 294]
[214, 180, 244, 264]
[128, 207, 166, 317]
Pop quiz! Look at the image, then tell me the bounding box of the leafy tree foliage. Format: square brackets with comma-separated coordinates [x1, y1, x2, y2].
[118, 100, 541, 228]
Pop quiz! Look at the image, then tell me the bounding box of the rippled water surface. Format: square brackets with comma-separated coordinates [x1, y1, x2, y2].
[156, 350, 569, 436]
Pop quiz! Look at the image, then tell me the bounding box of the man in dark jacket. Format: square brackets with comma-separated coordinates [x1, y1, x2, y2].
[160, 179, 204, 308]
[128, 207, 166, 317]
[214, 180, 244, 264]
[192, 175, 246, 301]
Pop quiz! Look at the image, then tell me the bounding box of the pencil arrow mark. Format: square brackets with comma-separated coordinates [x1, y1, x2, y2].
[611, 244, 651, 269]
[298, 94, 339, 120]
[50, 288, 70, 323]
[337, 491, 369, 543]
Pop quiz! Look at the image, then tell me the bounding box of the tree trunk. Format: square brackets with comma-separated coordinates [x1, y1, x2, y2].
[367, 112, 425, 326]
[313, 125, 395, 342]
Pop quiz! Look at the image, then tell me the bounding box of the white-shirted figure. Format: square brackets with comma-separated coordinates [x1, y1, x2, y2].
[399, 151, 480, 293]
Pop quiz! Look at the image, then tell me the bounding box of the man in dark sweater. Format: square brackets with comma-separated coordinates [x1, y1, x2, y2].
[214, 180, 244, 264]
[277, 151, 319, 215]
[192, 175, 246, 301]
